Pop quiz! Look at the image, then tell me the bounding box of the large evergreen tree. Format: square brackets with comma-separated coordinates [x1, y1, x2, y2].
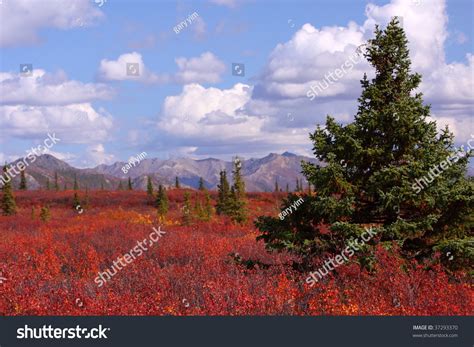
[256, 18, 473, 268]
[128, 177, 133, 191]
[1, 165, 17, 215]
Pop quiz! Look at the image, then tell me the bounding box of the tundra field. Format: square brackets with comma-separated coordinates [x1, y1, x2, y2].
[0, 190, 471, 316]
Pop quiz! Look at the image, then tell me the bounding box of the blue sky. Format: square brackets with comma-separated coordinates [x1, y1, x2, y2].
[0, 0, 472, 167]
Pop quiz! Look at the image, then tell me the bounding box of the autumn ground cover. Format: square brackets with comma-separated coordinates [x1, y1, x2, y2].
[0, 190, 471, 316]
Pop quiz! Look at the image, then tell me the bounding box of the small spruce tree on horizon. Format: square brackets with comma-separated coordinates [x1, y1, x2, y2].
[216, 170, 231, 216]
[147, 176, 154, 196]
[198, 177, 205, 191]
[19, 168, 27, 190]
[54, 172, 59, 191]
[73, 174, 79, 191]
[156, 184, 169, 220]
[1, 164, 17, 216]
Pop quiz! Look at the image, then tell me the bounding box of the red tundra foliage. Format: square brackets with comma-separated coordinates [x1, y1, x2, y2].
[0, 191, 471, 315]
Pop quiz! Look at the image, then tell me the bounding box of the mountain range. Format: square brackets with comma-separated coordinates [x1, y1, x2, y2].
[6, 152, 317, 192]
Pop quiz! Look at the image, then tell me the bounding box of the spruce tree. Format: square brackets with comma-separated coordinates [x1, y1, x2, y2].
[256, 17, 473, 268]
[19, 168, 27, 190]
[232, 157, 245, 199]
[46, 178, 50, 190]
[54, 172, 59, 191]
[194, 193, 206, 220]
[229, 157, 247, 223]
[228, 186, 246, 224]
[156, 184, 169, 220]
[40, 205, 51, 222]
[117, 181, 123, 190]
[128, 177, 133, 190]
[216, 170, 230, 215]
[286, 183, 289, 193]
[147, 176, 154, 196]
[73, 174, 79, 191]
[1, 165, 17, 215]
[275, 179, 279, 193]
[175, 176, 180, 189]
[204, 190, 213, 221]
[198, 177, 205, 191]
[73, 191, 81, 210]
[295, 178, 300, 192]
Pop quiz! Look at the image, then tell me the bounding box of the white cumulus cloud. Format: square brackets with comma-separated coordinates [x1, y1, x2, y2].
[98, 52, 161, 83]
[174, 52, 226, 84]
[0, 69, 114, 106]
[0, 0, 103, 47]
